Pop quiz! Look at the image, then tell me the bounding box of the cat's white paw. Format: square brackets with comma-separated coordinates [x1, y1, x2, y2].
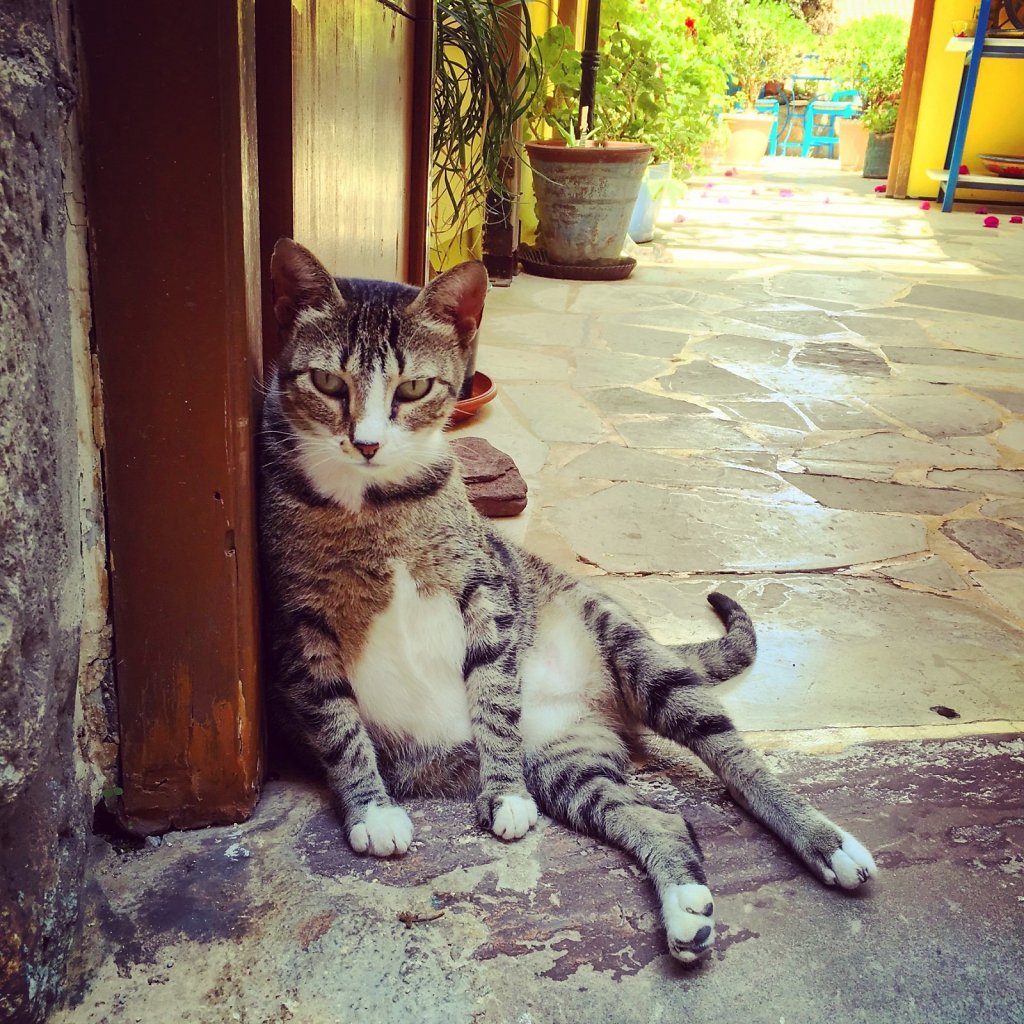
[662, 883, 715, 965]
[348, 803, 413, 857]
[823, 831, 878, 889]
[491, 794, 538, 841]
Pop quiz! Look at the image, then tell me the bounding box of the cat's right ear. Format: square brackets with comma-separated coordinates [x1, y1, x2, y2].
[270, 238, 344, 330]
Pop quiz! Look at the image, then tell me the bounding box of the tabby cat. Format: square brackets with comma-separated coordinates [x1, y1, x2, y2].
[259, 238, 877, 965]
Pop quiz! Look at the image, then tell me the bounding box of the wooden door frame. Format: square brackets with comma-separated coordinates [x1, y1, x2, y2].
[888, 0, 935, 197]
[78, 0, 264, 831]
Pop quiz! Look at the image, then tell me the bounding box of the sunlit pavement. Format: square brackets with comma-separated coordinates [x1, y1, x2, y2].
[57, 159, 1024, 1024]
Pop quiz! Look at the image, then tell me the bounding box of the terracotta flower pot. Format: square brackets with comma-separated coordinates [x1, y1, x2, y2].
[721, 111, 775, 165]
[526, 140, 652, 264]
[837, 118, 869, 173]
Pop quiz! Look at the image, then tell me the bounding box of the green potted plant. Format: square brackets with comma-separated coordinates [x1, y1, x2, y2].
[526, 6, 728, 251]
[430, 0, 542, 268]
[524, 23, 653, 264]
[719, 0, 814, 164]
[821, 15, 908, 178]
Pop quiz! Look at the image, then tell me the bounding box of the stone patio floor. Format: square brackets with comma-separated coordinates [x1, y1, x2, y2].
[58, 160, 1024, 1024]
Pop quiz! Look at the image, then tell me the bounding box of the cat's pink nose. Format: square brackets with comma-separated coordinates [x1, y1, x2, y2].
[354, 440, 380, 461]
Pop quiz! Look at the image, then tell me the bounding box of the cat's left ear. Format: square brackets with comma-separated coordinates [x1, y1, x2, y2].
[412, 261, 489, 350]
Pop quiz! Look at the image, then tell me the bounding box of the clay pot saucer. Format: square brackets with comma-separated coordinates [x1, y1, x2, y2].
[448, 371, 497, 427]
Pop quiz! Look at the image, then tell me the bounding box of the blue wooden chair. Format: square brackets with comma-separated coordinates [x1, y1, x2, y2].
[800, 90, 860, 158]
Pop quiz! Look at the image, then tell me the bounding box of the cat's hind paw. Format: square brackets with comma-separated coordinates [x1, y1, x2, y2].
[348, 803, 413, 857]
[822, 831, 878, 889]
[662, 883, 715, 965]
[484, 793, 538, 841]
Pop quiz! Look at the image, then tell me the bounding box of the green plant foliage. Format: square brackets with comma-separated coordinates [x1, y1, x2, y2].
[527, 1, 732, 171]
[821, 14, 908, 134]
[721, 0, 816, 109]
[524, 23, 582, 141]
[432, 0, 543, 234]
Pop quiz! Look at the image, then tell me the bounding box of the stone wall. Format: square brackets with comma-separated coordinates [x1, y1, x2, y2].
[0, 2, 93, 1019]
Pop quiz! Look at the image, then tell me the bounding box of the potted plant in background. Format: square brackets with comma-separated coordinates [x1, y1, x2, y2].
[719, 0, 814, 164]
[821, 15, 909, 178]
[526, 2, 730, 251]
[523, 22, 654, 265]
[430, 0, 542, 270]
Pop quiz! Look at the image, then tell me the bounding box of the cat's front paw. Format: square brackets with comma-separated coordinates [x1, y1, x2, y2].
[348, 803, 413, 857]
[662, 883, 715, 965]
[478, 791, 538, 841]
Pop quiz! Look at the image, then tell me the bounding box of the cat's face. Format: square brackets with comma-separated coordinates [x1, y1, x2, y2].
[268, 239, 488, 511]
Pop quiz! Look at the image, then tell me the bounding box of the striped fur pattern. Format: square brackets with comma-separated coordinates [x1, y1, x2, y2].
[260, 239, 877, 965]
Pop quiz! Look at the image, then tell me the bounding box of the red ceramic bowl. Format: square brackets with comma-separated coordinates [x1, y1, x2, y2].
[979, 154, 1024, 178]
[447, 371, 497, 427]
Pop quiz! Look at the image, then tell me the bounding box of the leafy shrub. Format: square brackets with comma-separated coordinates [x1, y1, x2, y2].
[527, 1, 731, 170]
[822, 14, 908, 135]
[721, 0, 816, 109]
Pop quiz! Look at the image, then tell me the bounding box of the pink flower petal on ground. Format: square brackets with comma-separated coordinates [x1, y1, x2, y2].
[874, 184, 886, 193]
[706, 182, 715, 188]
[920, 201, 931, 210]
[960, 164, 970, 173]
[724, 169, 735, 177]
[975, 207, 988, 214]
[983, 216, 999, 228]
[674, 213, 686, 223]
[779, 189, 794, 197]
[1010, 215, 1023, 224]
[717, 195, 730, 204]
[751, 189, 759, 195]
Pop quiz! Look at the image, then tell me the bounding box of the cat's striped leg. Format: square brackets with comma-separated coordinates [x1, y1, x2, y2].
[285, 667, 412, 857]
[461, 562, 537, 841]
[686, 728, 877, 889]
[590, 603, 877, 891]
[524, 723, 716, 965]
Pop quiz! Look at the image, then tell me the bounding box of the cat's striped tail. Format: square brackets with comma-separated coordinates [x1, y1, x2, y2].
[668, 592, 757, 685]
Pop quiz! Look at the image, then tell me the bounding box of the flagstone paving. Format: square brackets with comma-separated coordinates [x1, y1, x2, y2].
[59, 161, 1024, 1024]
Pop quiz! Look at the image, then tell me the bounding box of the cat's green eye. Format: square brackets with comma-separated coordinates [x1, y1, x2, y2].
[310, 369, 346, 397]
[395, 378, 433, 402]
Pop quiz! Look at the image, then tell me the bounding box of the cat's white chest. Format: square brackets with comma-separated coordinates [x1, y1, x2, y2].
[349, 562, 472, 746]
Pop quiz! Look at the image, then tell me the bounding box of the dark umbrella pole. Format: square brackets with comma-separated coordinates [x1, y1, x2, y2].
[577, 0, 601, 137]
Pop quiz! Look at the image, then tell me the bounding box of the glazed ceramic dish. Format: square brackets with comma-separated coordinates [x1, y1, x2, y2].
[979, 154, 1024, 178]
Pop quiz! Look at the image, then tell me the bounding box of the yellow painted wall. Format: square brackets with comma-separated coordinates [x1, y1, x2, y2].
[909, 0, 1024, 201]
